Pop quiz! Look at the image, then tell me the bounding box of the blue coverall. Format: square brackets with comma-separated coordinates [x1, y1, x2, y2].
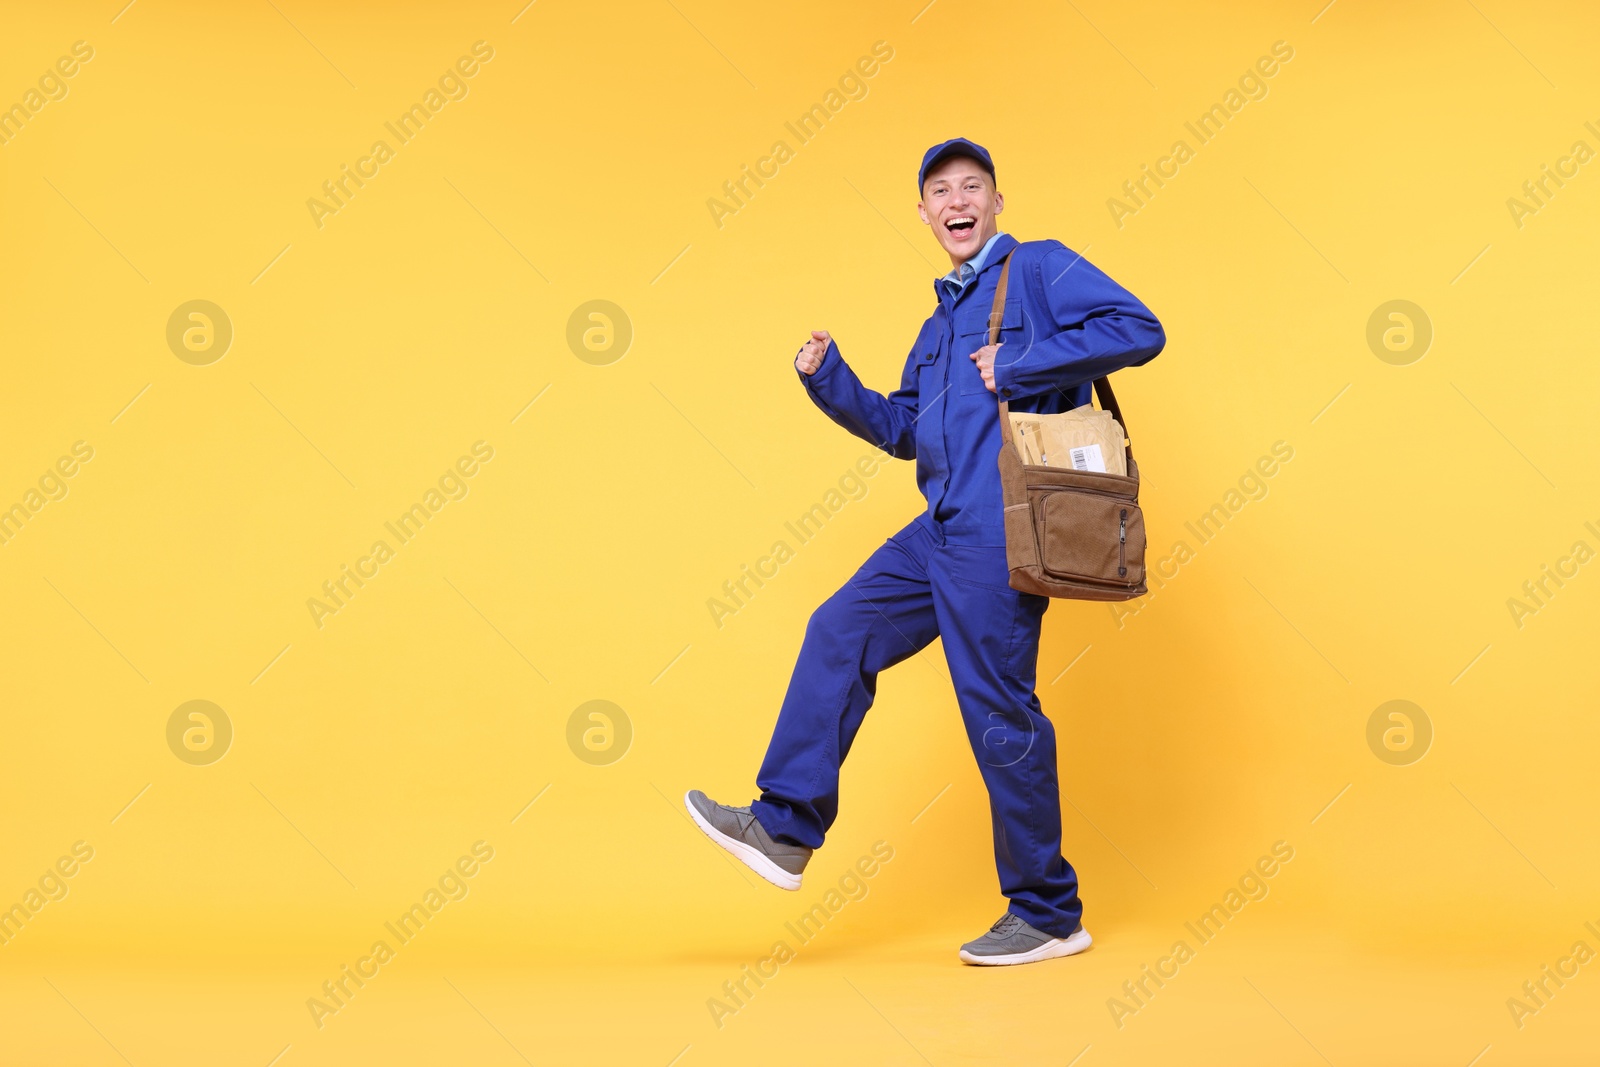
[749, 232, 1165, 938]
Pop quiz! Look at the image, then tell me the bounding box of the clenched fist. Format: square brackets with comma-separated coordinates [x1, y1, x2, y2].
[795, 330, 831, 376]
[970, 343, 1001, 393]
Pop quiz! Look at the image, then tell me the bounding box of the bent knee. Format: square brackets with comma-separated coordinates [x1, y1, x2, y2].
[806, 595, 867, 643]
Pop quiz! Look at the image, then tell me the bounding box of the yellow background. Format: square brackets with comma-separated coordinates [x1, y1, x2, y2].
[2, 0, 1597, 1063]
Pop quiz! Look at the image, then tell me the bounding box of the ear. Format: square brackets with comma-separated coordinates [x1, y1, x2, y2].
[917, 201, 930, 225]
[994, 191, 1004, 215]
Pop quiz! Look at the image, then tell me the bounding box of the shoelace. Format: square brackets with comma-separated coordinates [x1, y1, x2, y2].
[719, 801, 803, 852]
[725, 804, 759, 834]
[991, 913, 1024, 936]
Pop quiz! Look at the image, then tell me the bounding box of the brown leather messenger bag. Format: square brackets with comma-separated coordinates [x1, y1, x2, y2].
[988, 251, 1149, 601]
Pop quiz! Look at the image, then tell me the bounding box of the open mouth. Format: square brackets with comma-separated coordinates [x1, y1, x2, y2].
[945, 216, 976, 238]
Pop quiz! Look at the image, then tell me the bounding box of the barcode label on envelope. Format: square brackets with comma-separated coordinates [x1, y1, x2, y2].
[1068, 444, 1107, 473]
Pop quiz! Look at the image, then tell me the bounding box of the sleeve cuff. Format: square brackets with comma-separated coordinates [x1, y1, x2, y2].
[799, 339, 845, 389]
[991, 354, 1020, 400]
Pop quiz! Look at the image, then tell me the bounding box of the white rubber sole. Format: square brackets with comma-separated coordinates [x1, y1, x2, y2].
[684, 790, 802, 891]
[959, 924, 1093, 966]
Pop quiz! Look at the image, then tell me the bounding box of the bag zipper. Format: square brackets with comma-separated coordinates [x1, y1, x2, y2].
[1118, 509, 1127, 577]
[1024, 480, 1135, 501]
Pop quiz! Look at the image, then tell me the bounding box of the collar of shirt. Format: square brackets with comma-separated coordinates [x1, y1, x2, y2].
[939, 231, 1007, 298]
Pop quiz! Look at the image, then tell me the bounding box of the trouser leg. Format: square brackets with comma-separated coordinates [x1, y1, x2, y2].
[930, 542, 1083, 939]
[751, 517, 939, 849]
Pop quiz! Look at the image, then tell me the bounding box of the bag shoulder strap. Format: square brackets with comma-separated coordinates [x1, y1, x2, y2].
[988, 246, 1134, 468]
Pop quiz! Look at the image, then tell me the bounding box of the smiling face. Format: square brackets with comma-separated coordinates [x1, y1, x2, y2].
[918, 155, 1004, 268]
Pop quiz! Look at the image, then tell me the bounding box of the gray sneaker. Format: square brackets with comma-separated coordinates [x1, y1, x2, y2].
[684, 789, 811, 890]
[959, 912, 1093, 966]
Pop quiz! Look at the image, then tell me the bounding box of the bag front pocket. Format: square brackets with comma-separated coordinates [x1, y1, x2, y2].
[1037, 488, 1139, 586]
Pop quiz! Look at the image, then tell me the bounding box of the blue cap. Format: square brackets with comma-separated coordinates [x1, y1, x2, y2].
[918, 137, 996, 193]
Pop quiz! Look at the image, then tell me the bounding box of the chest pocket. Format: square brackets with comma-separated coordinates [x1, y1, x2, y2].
[956, 295, 1029, 395]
